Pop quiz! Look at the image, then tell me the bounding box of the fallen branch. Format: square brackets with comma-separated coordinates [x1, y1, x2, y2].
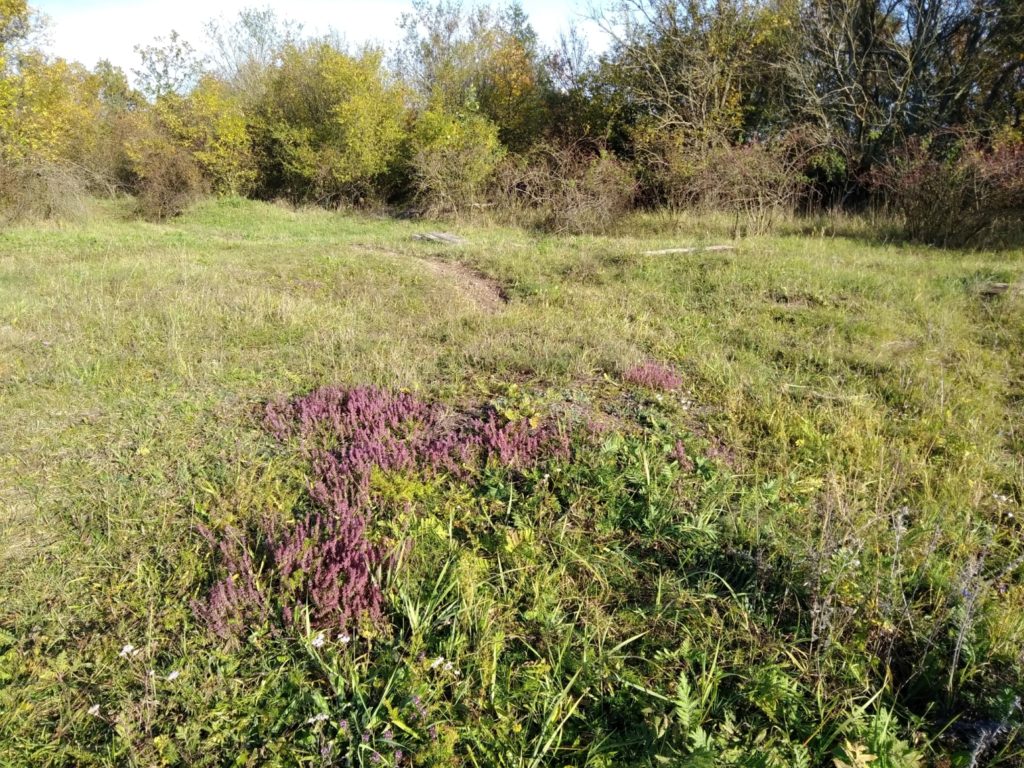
[979, 282, 1010, 297]
[643, 244, 735, 255]
[783, 383, 868, 403]
[413, 232, 467, 245]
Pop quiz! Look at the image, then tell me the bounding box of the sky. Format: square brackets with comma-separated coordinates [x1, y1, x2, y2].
[31, 0, 606, 75]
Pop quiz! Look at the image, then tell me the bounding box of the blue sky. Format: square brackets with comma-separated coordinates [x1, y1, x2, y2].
[31, 0, 606, 74]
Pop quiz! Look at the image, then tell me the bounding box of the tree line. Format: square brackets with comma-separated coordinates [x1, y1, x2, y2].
[1, 0, 1021, 243]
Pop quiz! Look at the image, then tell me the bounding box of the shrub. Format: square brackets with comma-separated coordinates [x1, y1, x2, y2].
[872, 134, 1024, 247]
[492, 142, 637, 233]
[128, 132, 206, 221]
[0, 54, 104, 168]
[632, 127, 701, 208]
[0, 155, 89, 223]
[254, 42, 406, 205]
[407, 107, 505, 216]
[156, 76, 257, 196]
[634, 130, 805, 234]
[688, 143, 803, 235]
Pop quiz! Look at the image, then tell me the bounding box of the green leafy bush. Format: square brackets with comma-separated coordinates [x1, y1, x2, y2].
[254, 42, 406, 205]
[407, 106, 505, 216]
[155, 76, 257, 196]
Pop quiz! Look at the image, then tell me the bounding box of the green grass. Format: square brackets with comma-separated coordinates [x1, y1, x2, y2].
[1, 197, 1022, 766]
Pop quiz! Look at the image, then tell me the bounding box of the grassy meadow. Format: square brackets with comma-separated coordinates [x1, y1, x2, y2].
[1, 197, 1022, 766]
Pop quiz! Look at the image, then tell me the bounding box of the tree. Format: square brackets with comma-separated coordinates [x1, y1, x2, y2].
[0, 0, 29, 54]
[0, 0, 30, 142]
[0, 52, 104, 163]
[597, 0, 797, 144]
[133, 31, 206, 101]
[205, 7, 303, 107]
[156, 75, 256, 195]
[787, 0, 1024, 175]
[93, 59, 144, 112]
[396, 1, 550, 151]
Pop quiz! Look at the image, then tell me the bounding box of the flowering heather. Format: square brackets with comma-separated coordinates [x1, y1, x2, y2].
[270, 505, 385, 628]
[193, 524, 269, 639]
[266, 386, 568, 495]
[624, 361, 683, 392]
[670, 440, 695, 472]
[198, 386, 569, 637]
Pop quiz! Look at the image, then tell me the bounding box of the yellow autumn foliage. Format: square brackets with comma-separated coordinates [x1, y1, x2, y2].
[256, 42, 407, 203]
[155, 76, 256, 196]
[0, 53, 104, 164]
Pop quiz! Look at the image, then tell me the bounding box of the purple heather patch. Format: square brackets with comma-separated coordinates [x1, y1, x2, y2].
[197, 386, 569, 638]
[624, 361, 683, 392]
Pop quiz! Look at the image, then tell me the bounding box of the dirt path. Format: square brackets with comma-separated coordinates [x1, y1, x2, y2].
[354, 243, 508, 312]
[411, 256, 508, 313]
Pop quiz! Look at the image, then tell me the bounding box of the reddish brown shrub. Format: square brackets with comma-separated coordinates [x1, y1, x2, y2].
[871, 134, 1024, 247]
[492, 142, 637, 234]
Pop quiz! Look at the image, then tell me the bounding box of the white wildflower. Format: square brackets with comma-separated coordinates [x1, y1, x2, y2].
[306, 712, 330, 725]
[311, 632, 326, 649]
[87, 704, 101, 717]
[339, 633, 351, 645]
[430, 656, 445, 670]
[118, 644, 138, 659]
[166, 670, 180, 682]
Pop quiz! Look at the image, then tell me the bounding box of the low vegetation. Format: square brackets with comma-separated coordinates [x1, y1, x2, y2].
[1, 198, 1022, 765]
